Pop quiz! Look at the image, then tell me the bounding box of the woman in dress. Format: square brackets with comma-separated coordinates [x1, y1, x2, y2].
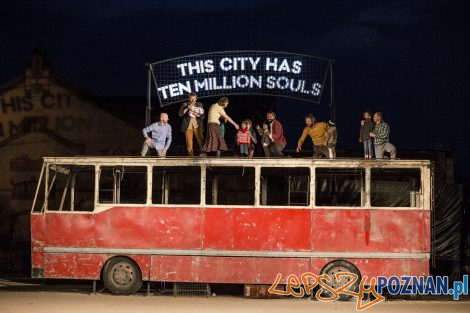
[201, 97, 239, 157]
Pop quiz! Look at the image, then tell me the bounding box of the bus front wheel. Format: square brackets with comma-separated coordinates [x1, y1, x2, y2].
[103, 256, 142, 295]
[318, 260, 361, 301]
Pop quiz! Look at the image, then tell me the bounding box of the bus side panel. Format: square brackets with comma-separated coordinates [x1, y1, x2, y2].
[422, 210, 431, 252]
[310, 258, 428, 284]
[43, 254, 151, 280]
[31, 214, 45, 248]
[31, 214, 45, 276]
[45, 213, 95, 247]
[44, 207, 204, 249]
[353, 258, 429, 281]
[203, 208, 311, 251]
[94, 207, 204, 249]
[312, 209, 429, 253]
[44, 253, 107, 279]
[150, 255, 310, 284]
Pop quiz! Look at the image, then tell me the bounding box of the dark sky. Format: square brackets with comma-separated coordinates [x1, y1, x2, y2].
[1, 0, 469, 181]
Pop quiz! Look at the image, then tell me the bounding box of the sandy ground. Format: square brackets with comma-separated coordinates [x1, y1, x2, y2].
[1, 279, 470, 313]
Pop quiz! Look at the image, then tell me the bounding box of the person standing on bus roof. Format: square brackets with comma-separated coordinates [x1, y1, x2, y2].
[201, 97, 239, 157]
[325, 120, 337, 159]
[141, 113, 172, 157]
[266, 111, 286, 157]
[359, 110, 375, 159]
[296, 114, 328, 158]
[245, 119, 257, 157]
[178, 92, 205, 157]
[369, 112, 396, 159]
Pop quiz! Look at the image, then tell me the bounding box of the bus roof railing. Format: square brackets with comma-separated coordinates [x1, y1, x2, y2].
[41, 156, 433, 168]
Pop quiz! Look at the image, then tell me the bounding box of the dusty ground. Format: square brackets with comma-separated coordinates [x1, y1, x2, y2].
[1, 278, 469, 313]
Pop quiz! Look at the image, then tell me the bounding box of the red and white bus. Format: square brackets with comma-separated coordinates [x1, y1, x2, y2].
[31, 157, 432, 295]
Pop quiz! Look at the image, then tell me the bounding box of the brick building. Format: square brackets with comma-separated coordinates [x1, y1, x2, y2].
[0, 47, 141, 270]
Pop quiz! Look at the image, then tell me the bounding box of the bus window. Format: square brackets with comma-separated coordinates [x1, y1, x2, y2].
[47, 165, 95, 211]
[99, 166, 147, 204]
[315, 168, 364, 207]
[260, 167, 310, 206]
[32, 166, 46, 212]
[371, 169, 421, 207]
[152, 166, 200, 205]
[206, 167, 255, 205]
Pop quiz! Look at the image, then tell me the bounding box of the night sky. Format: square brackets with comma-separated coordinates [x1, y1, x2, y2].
[1, 0, 469, 181]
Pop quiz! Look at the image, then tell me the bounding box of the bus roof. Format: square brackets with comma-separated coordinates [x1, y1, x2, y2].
[41, 156, 433, 168]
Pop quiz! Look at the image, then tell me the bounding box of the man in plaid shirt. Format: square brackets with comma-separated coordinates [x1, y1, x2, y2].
[369, 112, 397, 159]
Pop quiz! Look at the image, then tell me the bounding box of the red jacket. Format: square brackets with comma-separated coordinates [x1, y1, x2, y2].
[271, 120, 286, 145]
[237, 129, 251, 144]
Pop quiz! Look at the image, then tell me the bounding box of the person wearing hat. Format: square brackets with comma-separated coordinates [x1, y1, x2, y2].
[325, 120, 337, 159]
[296, 114, 329, 158]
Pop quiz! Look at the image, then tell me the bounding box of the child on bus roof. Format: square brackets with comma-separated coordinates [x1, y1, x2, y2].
[237, 120, 251, 157]
[256, 122, 272, 157]
[359, 110, 374, 159]
[245, 119, 257, 157]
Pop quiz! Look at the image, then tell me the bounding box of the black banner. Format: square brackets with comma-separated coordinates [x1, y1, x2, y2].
[151, 51, 332, 107]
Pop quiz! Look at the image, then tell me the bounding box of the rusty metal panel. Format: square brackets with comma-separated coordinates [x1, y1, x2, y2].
[70, 254, 108, 279]
[31, 252, 44, 269]
[310, 258, 429, 284]
[31, 214, 45, 249]
[42, 253, 150, 280]
[150, 256, 427, 285]
[43, 207, 204, 249]
[312, 209, 430, 253]
[93, 207, 204, 249]
[150, 256, 310, 284]
[44, 253, 76, 278]
[34, 206, 431, 281]
[203, 208, 311, 251]
[352, 258, 429, 280]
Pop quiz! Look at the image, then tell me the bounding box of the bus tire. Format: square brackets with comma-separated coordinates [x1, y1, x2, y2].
[102, 256, 142, 295]
[318, 260, 361, 301]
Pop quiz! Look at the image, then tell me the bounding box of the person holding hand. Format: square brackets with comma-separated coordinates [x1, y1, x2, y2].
[201, 97, 239, 157]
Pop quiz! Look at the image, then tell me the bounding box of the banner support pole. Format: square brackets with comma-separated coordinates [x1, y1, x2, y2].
[145, 63, 152, 126]
[329, 60, 336, 123]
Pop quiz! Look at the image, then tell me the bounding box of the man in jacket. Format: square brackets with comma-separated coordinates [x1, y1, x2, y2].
[178, 92, 205, 156]
[266, 111, 286, 157]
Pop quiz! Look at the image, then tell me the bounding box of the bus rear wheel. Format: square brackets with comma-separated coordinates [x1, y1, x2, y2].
[318, 260, 361, 301]
[103, 256, 142, 295]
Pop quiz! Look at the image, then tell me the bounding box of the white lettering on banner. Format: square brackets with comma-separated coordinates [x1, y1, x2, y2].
[156, 75, 322, 99]
[176, 60, 215, 76]
[155, 54, 326, 101]
[292, 61, 302, 74]
[219, 57, 262, 71]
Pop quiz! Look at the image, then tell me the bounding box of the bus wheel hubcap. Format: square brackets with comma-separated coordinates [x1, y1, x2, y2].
[112, 262, 134, 285]
[325, 266, 352, 289]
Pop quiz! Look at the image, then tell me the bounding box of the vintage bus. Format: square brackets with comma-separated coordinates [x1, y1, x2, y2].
[30, 157, 432, 295]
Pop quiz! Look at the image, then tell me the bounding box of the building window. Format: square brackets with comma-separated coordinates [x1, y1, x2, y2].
[371, 169, 421, 207]
[99, 166, 147, 204]
[260, 167, 310, 206]
[315, 168, 364, 207]
[206, 167, 255, 205]
[152, 166, 200, 205]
